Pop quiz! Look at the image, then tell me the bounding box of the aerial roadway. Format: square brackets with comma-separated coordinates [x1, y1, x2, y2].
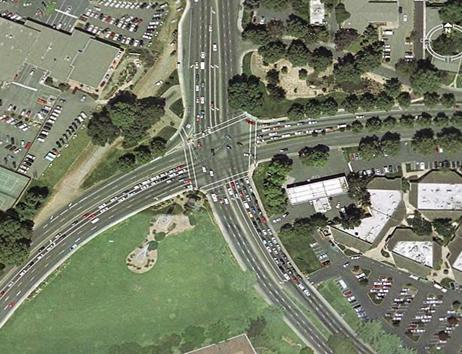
[1, 0, 454, 352]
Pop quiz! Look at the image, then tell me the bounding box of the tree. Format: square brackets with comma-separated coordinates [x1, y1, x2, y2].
[267, 83, 286, 101]
[299, 144, 330, 167]
[437, 126, 462, 153]
[411, 128, 435, 154]
[287, 102, 305, 120]
[360, 93, 377, 111]
[338, 204, 364, 229]
[434, 112, 450, 127]
[365, 116, 382, 132]
[383, 77, 402, 98]
[304, 98, 322, 117]
[286, 14, 309, 38]
[258, 41, 286, 63]
[266, 19, 285, 38]
[440, 93, 456, 108]
[383, 116, 397, 129]
[408, 211, 432, 236]
[149, 137, 167, 155]
[397, 92, 411, 108]
[0, 210, 33, 266]
[286, 39, 309, 67]
[261, 0, 289, 10]
[298, 68, 308, 80]
[399, 114, 415, 128]
[358, 135, 382, 160]
[87, 110, 120, 146]
[343, 94, 360, 113]
[424, 91, 440, 107]
[266, 69, 280, 85]
[351, 119, 364, 133]
[242, 23, 271, 45]
[228, 74, 264, 113]
[355, 42, 383, 72]
[206, 321, 230, 344]
[308, 46, 333, 72]
[416, 112, 432, 127]
[334, 54, 362, 88]
[439, 0, 462, 25]
[335, 3, 351, 24]
[320, 97, 338, 116]
[432, 31, 462, 55]
[334, 28, 359, 51]
[409, 60, 442, 94]
[180, 325, 206, 352]
[134, 145, 152, 164]
[247, 316, 267, 338]
[15, 185, 49, 220]
[347, 172, 371, 206]
[376, 93, 395, 114]
[299, 347, 314, 354]
[260, 156, 293, 214]
[105, 93, 165, 147]
[432, 218, 455, 244]
[118, 153, 136, 172]
[381, 131, 401, 156]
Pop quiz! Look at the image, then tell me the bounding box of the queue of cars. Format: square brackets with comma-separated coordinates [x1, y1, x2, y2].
[0, 164, 189, 305]
[213, 177, 311, 297]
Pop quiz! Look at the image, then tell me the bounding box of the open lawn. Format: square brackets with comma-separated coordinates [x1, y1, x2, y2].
[37, 131, 91, 188]
[81, 147, 124, 189]
[0, 211, 305, 354]
[317, 278, 361, 331]
[169, 98, 184, 118]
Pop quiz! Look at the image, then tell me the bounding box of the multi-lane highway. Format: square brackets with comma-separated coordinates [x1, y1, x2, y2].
[0, 0, 456, 352]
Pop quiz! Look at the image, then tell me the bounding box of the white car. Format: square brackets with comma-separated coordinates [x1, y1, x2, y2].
[212, 43, 217, 52]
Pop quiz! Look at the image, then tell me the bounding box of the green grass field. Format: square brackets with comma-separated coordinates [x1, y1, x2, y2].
[81, 148, 124, 189]
[169, 98, 184, 118]
[0, 211, 306, 354]
[38, 131, 91, 188]
[317, 278, 361, 331]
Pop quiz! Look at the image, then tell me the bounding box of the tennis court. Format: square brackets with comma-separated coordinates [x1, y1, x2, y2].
[0, 166, 30, 211]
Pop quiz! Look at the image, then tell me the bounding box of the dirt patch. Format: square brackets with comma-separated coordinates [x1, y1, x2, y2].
[34, 139, 119, 227]
[126, 212, 193, 274]
[251, 52, 332, 99]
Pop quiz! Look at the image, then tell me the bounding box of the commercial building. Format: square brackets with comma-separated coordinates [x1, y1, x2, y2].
[310, 0, 326, 25]
[286, 175, 348, 209]
[0, 17, 123, 96]
[342, 0, 400, 32]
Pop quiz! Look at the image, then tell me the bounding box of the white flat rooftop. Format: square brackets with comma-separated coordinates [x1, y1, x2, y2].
[338, 189, 401, 243]
[310, 0, 325, 25]
[286, 176, 348, 205]
[418, 183, 462, 210]
[393, 241, 433, 267]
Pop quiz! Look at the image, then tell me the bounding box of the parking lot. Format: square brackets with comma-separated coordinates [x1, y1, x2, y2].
[79, 1, 170, 48]
[309, 242, 462, 352]
[0, 64, 94, 179]
[0, 0, 89, 32]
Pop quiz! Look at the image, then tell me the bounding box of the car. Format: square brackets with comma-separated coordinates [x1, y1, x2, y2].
[209, 169, 214, 177]
[155, 80, 163, 86]
[212, 43, 217, 51]
[343, 261, 350, 268]
[200, 51, 206, 59]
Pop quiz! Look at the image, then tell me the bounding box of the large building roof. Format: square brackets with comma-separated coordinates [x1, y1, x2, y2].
[286, 175, 348, 205]
[417, 183, 462, 210]
[0, 18, 121, 88]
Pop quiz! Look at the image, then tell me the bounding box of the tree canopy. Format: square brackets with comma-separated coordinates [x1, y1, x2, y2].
[411, 128, 436, 154]
[298, 144, 330, 167]
[409, 60, 442, 94]
[228, 74, 264, 113]
[258, 40, 286, 63]
[286, 39, 309, 67]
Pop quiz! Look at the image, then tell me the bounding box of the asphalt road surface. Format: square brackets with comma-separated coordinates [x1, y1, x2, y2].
[1, 1, 459, 352]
